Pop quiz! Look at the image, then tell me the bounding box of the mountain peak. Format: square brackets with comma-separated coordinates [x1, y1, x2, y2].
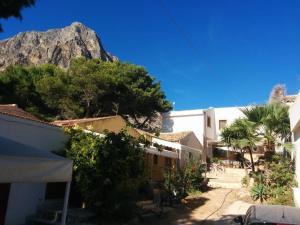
[0, 22, 117, 70]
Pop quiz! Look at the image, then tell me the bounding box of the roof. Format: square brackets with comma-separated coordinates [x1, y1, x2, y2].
[0, 104, 58, 127]
[0, 104, 41, 121]
[159, 131, 193, 142]
[247, 205, 300, 224]
[53, 116, 155, 141]
[52, 116, 120, 127]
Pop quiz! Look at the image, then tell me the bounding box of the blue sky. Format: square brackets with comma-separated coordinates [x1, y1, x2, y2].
[1, 0, 300, 110]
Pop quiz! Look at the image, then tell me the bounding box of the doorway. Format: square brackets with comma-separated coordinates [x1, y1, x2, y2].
[0, 183, 10, 225]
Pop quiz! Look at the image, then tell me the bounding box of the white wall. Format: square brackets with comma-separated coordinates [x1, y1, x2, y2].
[162, 110, 204, 145]
[0, 114, 67, 152]
[213, 107, 245, 141]
[152, 137, 201, 167]
[290, 91, 300, 131]
[204, 108, 216, 141]
[289, 92, 300, 207]
[5, 183, 46, 225]
[162, 107, 246, 161]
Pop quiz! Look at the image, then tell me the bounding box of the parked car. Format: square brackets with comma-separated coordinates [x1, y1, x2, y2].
[233, 205, 300, 225]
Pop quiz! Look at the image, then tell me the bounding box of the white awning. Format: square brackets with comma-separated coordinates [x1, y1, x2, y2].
[0, 136, 72, 183]
[146, 146, 178, 159]
[216, 146, 235, 152]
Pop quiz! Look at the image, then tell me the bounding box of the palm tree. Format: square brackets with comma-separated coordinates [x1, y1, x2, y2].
[241, 103, 291, 152]
[231, 119, 261, 172]
[221, 119, 260, 172]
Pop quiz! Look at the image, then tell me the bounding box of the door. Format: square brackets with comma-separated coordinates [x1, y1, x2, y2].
[0, 183, 10, 225]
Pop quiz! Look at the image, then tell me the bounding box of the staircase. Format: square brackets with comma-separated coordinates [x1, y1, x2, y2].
[207, 168, 246, 189]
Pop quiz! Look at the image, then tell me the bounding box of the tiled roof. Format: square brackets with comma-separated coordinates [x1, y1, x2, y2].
[0, 104, 41, 121]
[159, 131, 193, 142]
[0, 104, 58, 127]
[52, 116, 120, 127]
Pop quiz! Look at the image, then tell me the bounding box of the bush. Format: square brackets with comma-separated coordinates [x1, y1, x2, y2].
[268, 187, 294, 206]
[65, 127, 150, 221]
[251, 183, 268, 203]
[164, 158, 205, 201]
[241, 175, 249, 187]
[250, 154, 296, 205]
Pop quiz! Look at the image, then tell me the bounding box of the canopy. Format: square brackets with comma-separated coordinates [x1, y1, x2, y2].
[0, 136, 72, 183]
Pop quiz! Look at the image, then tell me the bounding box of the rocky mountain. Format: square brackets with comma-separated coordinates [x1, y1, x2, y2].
[0, 22, 117, 70]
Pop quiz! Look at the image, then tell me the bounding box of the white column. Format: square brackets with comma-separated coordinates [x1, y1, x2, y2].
[61, 181, 71, 225]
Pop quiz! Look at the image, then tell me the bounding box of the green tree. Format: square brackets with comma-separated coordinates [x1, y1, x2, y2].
[220, 119, 260, 172]
[0, 59, 172, 128]
[65, 127, 150, 220]
[242, 103, 291, 152]
[68, 58, 172, 128]
[0, 0, 35, 31]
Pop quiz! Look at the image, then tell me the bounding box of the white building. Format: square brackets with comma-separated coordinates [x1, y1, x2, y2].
[0, 105, 71, 225]
[162, 106, 246, 161]
[289, 92, 300, 207]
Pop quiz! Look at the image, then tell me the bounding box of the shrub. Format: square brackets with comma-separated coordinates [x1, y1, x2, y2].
[251, 183, 268, 203]
[65, 127, 150, 221]
[250, 154, 296, 205]
[268, 187, 294, 206]
[164, 158, 205, 201]
[241, 175, 249, 187]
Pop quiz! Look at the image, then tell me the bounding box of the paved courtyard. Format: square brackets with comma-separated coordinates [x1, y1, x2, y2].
[142, 168, 252, 225]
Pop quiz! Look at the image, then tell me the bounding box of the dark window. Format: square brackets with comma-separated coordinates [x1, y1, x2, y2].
[189, 152, 193, 159]
[165, 158, 172, 168]
[153, 155, 158, 165]
[45, 182, 66, 199]
[207, 116, 211, 127]
[219, 120, 227, 130]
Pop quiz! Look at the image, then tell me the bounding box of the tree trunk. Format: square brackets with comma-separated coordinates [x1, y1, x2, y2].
[249, 147, 255, 172]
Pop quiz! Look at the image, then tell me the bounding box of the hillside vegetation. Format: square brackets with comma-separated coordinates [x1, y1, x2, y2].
[0, 58, 172, 129]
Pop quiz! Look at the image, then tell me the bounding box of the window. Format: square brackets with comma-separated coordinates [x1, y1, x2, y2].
[165, 158, 172, 168]
[219, 120, 227, 130]
[207, 116, 211, 127]
[153, 155, 158, 165]
[189, 152, 193, 159]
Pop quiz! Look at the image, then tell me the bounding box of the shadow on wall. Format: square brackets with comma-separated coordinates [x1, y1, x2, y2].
[161, 112, 174, 133]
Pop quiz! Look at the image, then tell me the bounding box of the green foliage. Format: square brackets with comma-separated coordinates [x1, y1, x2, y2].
[251, 183, 268, 203]
[164, 158, 205, 200]
[267, 157, 297, 189]
[221, 103, 291, 173]
[241, 175, 249, 187]
[212, 157, 221, 163]
[268, 187, 294, 206]
[65, 127, 150, 221]
[250, 155, 296, 206]
[242, 103, 291, 151]
[220, 118, 259, 172]
[0, 59, 172, 128]
[0, 0, 35, 31]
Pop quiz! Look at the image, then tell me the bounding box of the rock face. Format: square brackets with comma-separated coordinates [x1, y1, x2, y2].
[0, 22, 117, 70]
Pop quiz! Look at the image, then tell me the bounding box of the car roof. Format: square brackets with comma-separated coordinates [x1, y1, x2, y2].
[248, 205, 300, 224]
